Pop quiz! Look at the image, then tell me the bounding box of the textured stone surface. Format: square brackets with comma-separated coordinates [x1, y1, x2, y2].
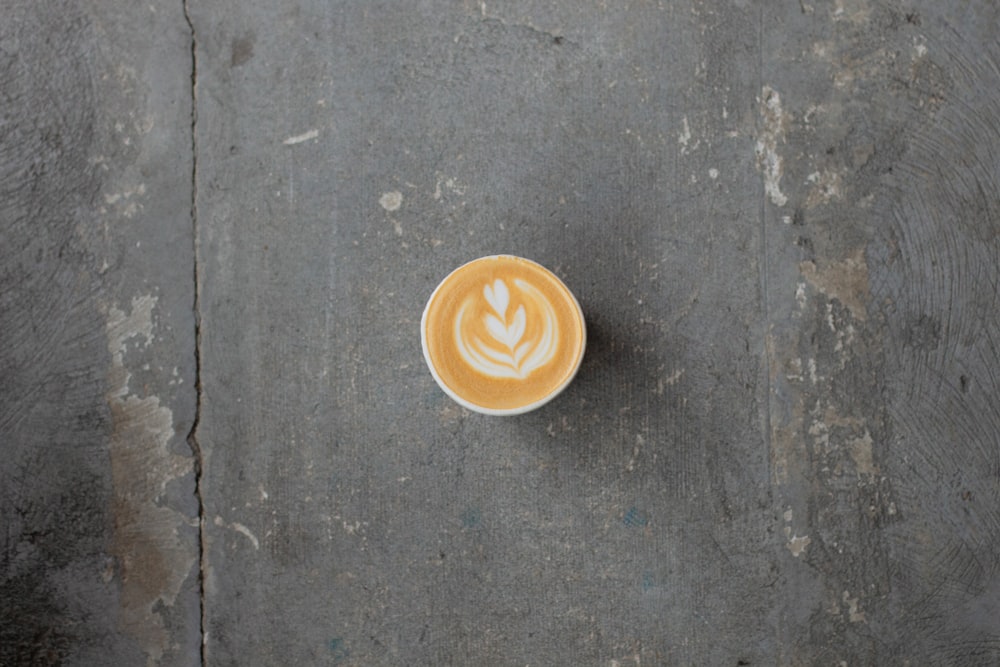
[0, 1, 199, 665]
[3, 0, 1000, 665]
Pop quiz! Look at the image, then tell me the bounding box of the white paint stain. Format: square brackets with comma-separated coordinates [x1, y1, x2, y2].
[282, 129, 319, 145]
[708, 168, 719, 180]
[755, 86, 788, 207]
[379, 191, 403, 212]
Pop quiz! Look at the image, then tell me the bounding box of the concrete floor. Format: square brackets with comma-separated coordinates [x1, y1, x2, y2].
[3, 1, 1000, 665]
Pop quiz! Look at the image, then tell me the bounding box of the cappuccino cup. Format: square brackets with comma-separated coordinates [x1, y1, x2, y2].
[421, 255, 586, 415]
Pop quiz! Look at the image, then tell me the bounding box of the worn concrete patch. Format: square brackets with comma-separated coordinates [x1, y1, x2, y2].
[799, 246, 870, 321]
[104, 296, 196, 665]
[756, 85, 789, 207]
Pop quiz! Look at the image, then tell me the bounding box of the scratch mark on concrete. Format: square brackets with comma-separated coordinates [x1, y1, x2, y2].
[213, 516, 260, 550]
[678, 115, 693, 154]
[626, 434, 644, 472]
[768, 332, 802, 485]
[477, 8, 571, 46]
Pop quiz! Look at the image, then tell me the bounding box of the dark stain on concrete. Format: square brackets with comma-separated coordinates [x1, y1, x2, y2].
[230, 32, 255, 68]
[0, 3, 114, 665]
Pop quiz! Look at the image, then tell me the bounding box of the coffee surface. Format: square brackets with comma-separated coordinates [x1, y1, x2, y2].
[422, 256, 585, 413]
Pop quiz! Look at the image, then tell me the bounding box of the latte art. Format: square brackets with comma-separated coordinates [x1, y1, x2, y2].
[455, 279, 557, 379]
[422, 255, 586, 415]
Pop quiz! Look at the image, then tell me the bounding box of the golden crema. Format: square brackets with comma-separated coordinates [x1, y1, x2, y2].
[421, 255, 586, 415]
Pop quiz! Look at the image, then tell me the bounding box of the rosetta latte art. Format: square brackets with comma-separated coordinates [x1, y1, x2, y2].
[454, 278, 558, 379]
[422, 255, 586, 414]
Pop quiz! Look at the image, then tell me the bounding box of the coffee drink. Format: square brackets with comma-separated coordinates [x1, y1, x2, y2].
[421, 255, 586, 415]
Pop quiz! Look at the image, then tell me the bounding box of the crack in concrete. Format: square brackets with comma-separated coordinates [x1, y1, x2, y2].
[181, 0, 206, 664]
[479, 15, 573, 47]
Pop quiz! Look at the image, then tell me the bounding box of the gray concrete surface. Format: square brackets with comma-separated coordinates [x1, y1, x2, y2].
[3, 0, 999, 665]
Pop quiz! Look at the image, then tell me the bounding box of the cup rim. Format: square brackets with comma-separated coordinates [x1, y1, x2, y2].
[421, 254, 587, 416]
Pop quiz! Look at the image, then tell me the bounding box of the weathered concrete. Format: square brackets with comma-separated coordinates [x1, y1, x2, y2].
[3, 0, 1000, 665]
[1, 1, 200, 665]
